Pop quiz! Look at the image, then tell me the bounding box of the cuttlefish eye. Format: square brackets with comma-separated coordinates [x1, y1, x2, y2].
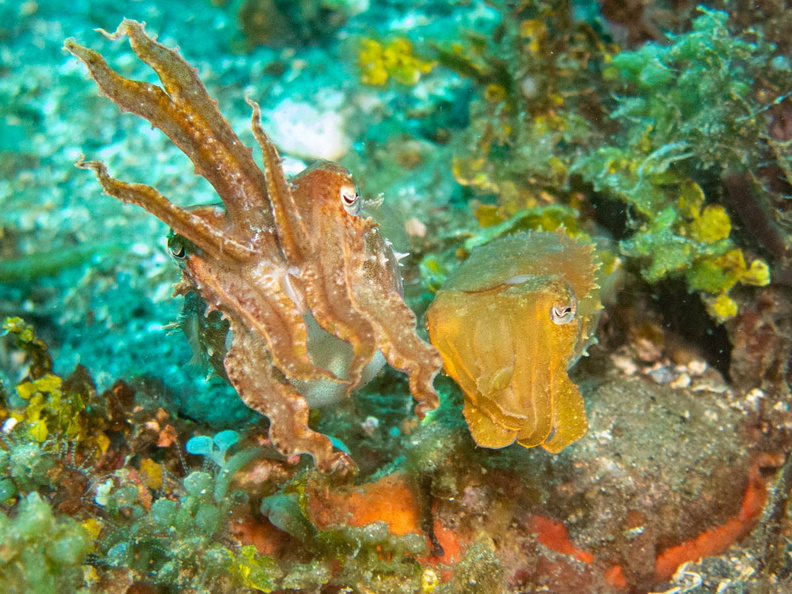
[168, 234, 187, 260]
[340, 184, 361, 216]
[550, 302, 577, 325]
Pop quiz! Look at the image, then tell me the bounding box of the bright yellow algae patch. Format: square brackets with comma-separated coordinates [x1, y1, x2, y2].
[426, 231, 602, 453]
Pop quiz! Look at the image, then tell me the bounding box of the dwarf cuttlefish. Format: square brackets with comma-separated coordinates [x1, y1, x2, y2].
[66, 20, 442, 474]
[426, 230, 602, 453]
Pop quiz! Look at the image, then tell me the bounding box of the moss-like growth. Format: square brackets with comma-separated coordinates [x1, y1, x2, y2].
[436, 6, 781, 322]
[259, 470, 431, 591]
[0, 439, 58, 503]
[1, 318, 284, 592]
[437, 541, 504, 594]
[316, 521, 428, 586]
[0, 492, 92, 593]
[95, 469, 282, 592]
[437, 1, 614, 215]
[576, 9, 779, 320]
[601, 8, 779, 172]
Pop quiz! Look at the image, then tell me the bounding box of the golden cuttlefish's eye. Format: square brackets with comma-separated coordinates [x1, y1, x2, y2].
[550, 301, 577, 325]
[339, 183, 361, 216]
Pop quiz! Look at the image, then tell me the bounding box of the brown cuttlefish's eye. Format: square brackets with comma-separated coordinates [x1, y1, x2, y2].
[550, 300, 577, 325]
[340, 183, 361, 216]
[167, 233, 194, 267]
[168, 234, 187, 259]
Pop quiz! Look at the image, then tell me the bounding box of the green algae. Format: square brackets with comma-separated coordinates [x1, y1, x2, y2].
[600, 8, 782, 172]
[97, 469, 282, 592]
[0, 492, 93, 594]
[575, 8, 780, 320]
[0, 241, 126, 283]
[434, 6, 782, 322]
[1, 319, 283, 592]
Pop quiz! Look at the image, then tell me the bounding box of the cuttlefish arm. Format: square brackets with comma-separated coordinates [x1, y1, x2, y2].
[65, 19, 276, 246]
[179, 254, 340, 384]
[251, 119, 441, 440]
[75, 159, 253, 261]
[351, 252, 443, 417]
[224, 314, 353, 474]
[68, 29, 333, 385]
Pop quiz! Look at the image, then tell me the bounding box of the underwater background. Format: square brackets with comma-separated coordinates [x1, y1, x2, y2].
[2, 0, 792, 592]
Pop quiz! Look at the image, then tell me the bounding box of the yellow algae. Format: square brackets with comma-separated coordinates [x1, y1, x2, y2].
[358, 38, 434, 86]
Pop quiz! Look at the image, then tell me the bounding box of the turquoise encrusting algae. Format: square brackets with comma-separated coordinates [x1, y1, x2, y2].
[2, 1, 792, 592]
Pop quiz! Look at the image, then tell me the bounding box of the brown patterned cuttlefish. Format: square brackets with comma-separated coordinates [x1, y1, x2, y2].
[64, 20, 442, 474]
